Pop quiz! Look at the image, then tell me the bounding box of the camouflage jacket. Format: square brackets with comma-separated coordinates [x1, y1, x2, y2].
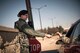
[14, 19, 45, 38]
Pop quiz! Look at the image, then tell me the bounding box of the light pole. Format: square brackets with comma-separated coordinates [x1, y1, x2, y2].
[51, 18, 54, 27]
[34, 5, 47, 31]
[51, 17, 56, 27]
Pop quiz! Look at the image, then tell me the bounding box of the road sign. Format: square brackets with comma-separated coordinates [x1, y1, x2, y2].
[29, 38, 41, 53]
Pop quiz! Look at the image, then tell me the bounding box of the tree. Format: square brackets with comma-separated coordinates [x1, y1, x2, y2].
[58, 26, 64, 33]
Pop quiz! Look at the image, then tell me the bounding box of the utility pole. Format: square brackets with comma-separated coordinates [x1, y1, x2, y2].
[38, 8, 43, 31]
[51, 18, 54, 27]
[25, 0, 34, 29]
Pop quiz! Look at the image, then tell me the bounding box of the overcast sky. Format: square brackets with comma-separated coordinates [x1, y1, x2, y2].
[0, 0, 80, 30]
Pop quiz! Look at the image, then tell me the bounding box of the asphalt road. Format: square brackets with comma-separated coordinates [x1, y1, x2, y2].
[41, 50, 59, 53]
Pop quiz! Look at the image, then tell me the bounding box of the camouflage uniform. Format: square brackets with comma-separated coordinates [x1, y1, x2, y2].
[61, 36, 70, 43]
[14, 18, 45, 53]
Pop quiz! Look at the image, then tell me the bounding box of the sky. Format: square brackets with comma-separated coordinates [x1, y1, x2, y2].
[0, 0, 80, 30]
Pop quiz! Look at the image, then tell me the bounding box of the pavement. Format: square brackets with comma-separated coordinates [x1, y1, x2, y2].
[36, 36, 61, 53]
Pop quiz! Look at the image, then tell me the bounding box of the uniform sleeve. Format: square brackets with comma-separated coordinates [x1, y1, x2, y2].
[14, 21, 45, 37]
[21, 24, 45, 37]
[24, 29, 45, 37]
[14, 22, 23, 32]
[61, 36, 70, 43]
